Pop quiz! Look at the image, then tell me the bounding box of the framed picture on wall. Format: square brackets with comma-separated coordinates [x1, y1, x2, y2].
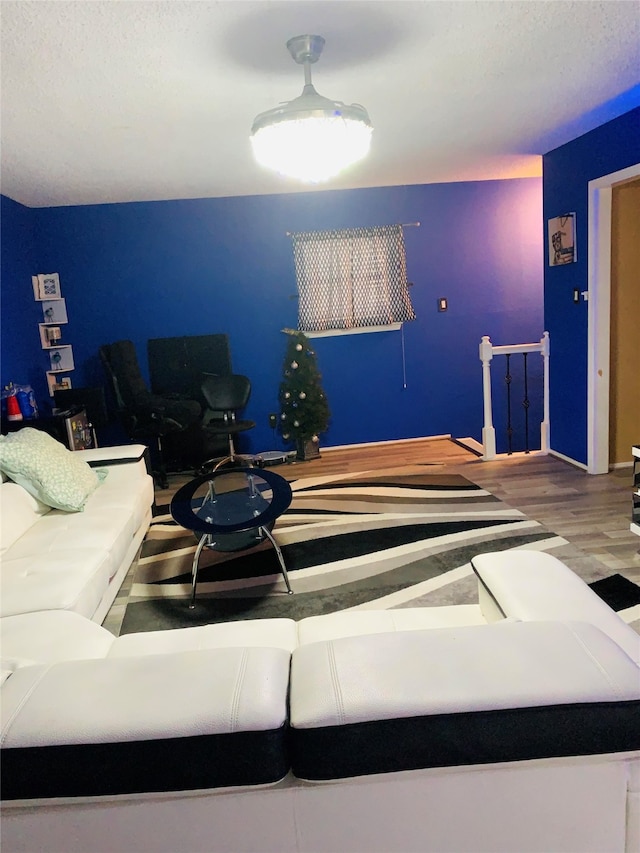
[548, 214, 576, 266]
[37, 273, 61, 299]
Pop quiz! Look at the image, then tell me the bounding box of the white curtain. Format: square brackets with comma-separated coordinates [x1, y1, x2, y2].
[292, 225, 416, 332]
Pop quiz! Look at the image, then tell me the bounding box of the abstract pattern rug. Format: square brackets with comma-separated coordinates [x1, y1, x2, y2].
[119, 465, 640, 635]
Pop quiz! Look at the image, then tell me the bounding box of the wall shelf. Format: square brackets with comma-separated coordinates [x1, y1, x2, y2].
[33, 275, 74, 396]
[38, 322, 68, 349]
[40, 300, 68, 325]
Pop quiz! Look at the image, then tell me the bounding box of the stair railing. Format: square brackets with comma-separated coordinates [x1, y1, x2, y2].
[479, 332, 550, 461]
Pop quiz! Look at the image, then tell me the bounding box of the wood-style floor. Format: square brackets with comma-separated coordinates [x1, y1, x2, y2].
[155, 437, 639, 584]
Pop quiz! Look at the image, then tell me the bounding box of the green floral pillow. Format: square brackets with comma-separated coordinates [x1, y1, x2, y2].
[0, 428, 102, 512]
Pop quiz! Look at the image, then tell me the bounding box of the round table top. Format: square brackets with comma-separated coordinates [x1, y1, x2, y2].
[170, 466, 293, 537]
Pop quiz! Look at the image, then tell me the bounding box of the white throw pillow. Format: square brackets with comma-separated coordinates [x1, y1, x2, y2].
[0, 428, 103, 512]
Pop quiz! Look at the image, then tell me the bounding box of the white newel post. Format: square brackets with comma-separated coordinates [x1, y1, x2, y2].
[479, 336, 496, 460]
[540, 331, 550, 453]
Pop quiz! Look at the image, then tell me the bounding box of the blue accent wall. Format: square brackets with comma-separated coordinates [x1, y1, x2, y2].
[2, 178, 543, 453]
[0, 196, 46, 403]
[543, 107, 640, 464]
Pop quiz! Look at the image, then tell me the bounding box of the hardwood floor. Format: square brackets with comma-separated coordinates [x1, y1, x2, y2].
[451, 454, 639, 584]
[155, 437, 639, 582]
[104, 438, 637, 635]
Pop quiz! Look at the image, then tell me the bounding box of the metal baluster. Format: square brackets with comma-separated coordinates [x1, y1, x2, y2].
[522, 352, 530, 454]
[505, 353, 513, 455]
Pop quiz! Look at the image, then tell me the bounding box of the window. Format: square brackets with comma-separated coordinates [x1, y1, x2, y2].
[291, 225, 416, 334]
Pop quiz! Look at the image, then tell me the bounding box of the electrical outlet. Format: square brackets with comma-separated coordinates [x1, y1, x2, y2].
[269, 413, 277, 428]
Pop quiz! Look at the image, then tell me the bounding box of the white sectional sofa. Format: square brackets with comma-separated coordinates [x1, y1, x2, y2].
[0, 433, 154, 625]
[2, 498, 639, 853]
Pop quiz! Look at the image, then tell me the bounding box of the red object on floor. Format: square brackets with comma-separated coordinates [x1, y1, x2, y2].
[6, 394, 23, 421]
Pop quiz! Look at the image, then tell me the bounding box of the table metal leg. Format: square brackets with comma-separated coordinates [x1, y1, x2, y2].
[189, 533, 211, 608]
[262, 526, 293, 594]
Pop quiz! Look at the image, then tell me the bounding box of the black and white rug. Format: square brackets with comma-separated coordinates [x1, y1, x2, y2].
[119, 465, 640, 634]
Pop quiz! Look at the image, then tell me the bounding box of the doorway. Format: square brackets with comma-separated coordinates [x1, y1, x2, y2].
[587, 162, 640, 474]
[609, 178, 640, 465]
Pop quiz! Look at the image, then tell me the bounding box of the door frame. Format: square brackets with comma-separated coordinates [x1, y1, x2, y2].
[587, 161, 640, 474]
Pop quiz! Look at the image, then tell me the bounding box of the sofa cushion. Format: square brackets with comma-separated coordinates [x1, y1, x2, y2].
[4, 505, 136, 581]
[83, 459, 154, 533]
[0, 611, 116, 666]
[0, 429, 102, 512]
[0, 550, 111, 618]
[111, 618, 298, 656]
[289, 620, 640, 780]
[1, 646, 292, 799]
[0, 482, 51, 554]
[297, 605, 487, 645]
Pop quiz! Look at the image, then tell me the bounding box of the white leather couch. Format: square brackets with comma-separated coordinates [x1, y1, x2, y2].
[2, 548, 639, 853]
[0, 442, 154, 625]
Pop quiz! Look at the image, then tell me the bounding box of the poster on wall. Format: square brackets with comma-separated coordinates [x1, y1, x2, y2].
[548, 213, 576, 265]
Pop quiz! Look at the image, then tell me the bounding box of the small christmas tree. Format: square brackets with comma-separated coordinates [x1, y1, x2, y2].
[278, 331, 330, 460]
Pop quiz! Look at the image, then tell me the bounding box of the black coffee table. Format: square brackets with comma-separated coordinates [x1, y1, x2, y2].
[170, 466, 294, 608]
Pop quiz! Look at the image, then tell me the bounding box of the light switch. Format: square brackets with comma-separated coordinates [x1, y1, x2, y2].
[437, 297, 448, 312]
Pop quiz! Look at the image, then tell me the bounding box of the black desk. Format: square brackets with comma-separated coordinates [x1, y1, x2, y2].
[1, 406, 94, 451]
[147, 334, 232, 403]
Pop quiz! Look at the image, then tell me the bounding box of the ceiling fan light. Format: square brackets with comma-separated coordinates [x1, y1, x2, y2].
[251, 114, 372, 183]
[250, 35, 373, 183]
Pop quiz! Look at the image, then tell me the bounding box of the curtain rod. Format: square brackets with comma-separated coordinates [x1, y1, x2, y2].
[285, 222, 420, 236]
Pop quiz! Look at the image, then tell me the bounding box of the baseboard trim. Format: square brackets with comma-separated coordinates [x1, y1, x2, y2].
[320, 435, 453, 454]
[549, 449, 588, 471]
[475, 450, 547, 463]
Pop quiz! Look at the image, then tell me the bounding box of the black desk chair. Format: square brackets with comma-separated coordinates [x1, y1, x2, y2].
[170, 467, 294, 608]
[201, 374, 256, 472]
[99, 340, 202, 487]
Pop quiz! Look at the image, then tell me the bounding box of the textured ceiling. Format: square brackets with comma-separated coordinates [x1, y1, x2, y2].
[1, 0, 639, 208]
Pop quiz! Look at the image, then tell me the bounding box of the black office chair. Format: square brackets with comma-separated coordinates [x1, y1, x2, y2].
[99, 340, 202, 487]
[170, 467, 294, 608]
[200, 374, 256, 472]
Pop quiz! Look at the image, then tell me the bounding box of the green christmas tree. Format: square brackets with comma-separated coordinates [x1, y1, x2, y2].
[278, 331, 330, 458]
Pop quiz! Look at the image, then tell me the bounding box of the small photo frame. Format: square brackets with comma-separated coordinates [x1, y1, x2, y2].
[37, 273, 61, 299]
[548, 214, 576, 266]
[45, 326, 62, 345]
[53, 377, 72, 391]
